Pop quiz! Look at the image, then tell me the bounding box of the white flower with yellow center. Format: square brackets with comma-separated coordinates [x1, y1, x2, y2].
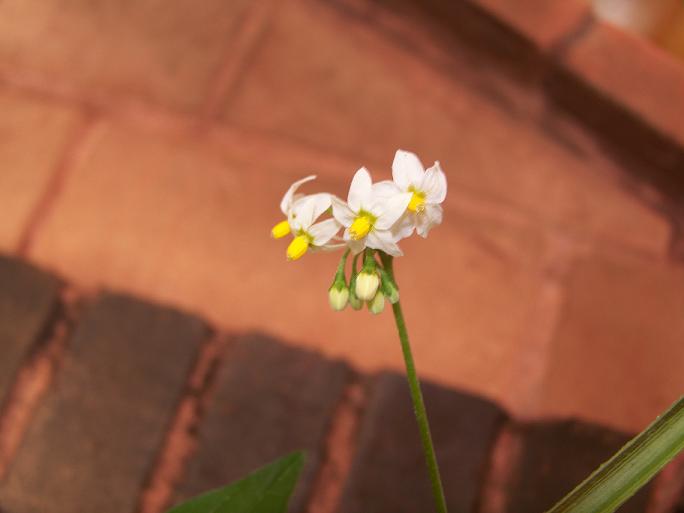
[331, 167, 411, 257]
[375, 150, 447, 240]
[270, 175, 317, 239]
[285, 193, 340, 260]
[271, 176, 341, 261]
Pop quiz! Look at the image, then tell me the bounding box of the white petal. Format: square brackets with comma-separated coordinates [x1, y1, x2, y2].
[372, 180, 401, 198]
[280, 175, 316, 215]
[392, 150, 424, 190]
[366, 229, 403, 257]
[346, 235, 366, 255]
[309, 218, 341, 246]
[305, 192, 332, 221]
[318, 241, 347, 252]
[374, 192, 412, 230]
[390, 212, 416, 242]
[331, 196, 356, 227]
[348, 167, 373, 212]
[290, 197, 316, 231]
[420, 162, 447, 204]
[416, 204, 443, 238]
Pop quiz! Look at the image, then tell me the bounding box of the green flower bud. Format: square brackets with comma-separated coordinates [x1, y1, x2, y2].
[355, 271, 380, 301]
[379, 268, 400, 304]
[368, 290, 385, 315]
[348, 273, 363, 310]
[328, 285, 349, 311]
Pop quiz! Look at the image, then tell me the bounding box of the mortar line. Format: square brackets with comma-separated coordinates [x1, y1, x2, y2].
[135, 331, 231, 513]
[477, 420, 521, 513]
[200, 0, 278, 122]
[16, 114, 99, 257]
[304, 373, 368, 513]
[0, 286, 82, 480]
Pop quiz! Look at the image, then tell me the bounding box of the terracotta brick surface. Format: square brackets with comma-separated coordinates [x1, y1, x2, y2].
[224, 0, 669, 255]
[340, 372, 504, 513]
[177, 334, 349, 513]
[0, 89, 82, 252]
[0, 293, 207, 513]
[536, 250, 684, 432]
[561, 22, 684, 150]
[0, 257, 60, 403]
[503, 420, 650, 512]
[26, 119, 564, 417]
[0, 0, 253, 111]
[472, 0, 590, 50]
[9, 0, 677, 433]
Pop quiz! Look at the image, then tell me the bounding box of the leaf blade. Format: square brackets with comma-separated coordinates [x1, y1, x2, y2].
[547, 396, 684, 513]
[167, 451, 305, 513]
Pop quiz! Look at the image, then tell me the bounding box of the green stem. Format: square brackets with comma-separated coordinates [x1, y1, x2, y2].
[381, 253, 448, 513]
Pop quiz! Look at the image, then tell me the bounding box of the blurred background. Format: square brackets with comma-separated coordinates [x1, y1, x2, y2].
[1, 0, 684, 450]
[2, 0, 684, 511]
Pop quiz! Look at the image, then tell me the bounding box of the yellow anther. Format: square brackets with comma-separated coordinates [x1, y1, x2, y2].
[271, 219, 291, 239]
[407, 190, 426, 213]
[286, 235, 310, 261]
[350, 214, 373, 240]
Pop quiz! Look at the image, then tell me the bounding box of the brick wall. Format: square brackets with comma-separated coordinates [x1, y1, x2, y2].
[0, 256, 680, 513]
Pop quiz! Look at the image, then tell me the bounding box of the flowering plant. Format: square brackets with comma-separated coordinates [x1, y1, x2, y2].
[271, 149, 451, 511]
[168, 150, 684, 513]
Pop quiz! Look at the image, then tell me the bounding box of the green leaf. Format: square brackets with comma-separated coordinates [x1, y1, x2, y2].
[547, 396, 684, 513]
[166, 451, 305, 513]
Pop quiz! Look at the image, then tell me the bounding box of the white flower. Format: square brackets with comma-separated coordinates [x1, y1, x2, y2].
[271, 176, 341, 260]
[375, 150, 447, 240]
[331, 167, 411, 257]
[271, 175, 316, 239]
[285, 193, 341, 261]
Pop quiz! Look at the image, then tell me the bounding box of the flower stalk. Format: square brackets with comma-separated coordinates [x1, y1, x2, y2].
[381, 252, 448, 513]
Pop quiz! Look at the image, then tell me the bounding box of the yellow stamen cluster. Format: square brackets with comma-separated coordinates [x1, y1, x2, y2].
[287, 234, 311, 261]
[407, 190, 426, 213]
[350, 213, 374, 240]
[271, 220, 291, 239]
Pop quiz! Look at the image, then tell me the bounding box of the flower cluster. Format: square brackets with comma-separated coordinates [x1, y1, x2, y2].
[271, 149, 447, 313]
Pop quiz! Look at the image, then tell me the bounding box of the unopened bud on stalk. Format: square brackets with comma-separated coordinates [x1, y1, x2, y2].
[348, 272, 364, 310]
[379, 268, 400, 304]
[328, 284, 349, 311]
[368, 290, 385, 314]
[328, 249, 351, 312]
[355, 271, 380, 301]
[356, 249, 380, 301]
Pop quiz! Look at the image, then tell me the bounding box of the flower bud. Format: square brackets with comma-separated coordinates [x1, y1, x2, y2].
[355, 271, 380, 301]
[379, 269, 400, 304]
[328, 285, 349, 311]
[348, 292, 363, 310]
[368, 290, 385, 315]
[348, 273, 363, 310]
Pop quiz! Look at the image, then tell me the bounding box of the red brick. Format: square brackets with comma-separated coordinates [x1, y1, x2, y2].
[473, 0, 590, 50]
[0, 257, 60, 403]
[0, 0, 253, 111]
[26, 120, 556, 416]
[502, 420, 650, 512]
[549, 21, 684, 201]
[0, 294, 207, 513]
[224, 1, 669, 255]
[177, 334, 349, 513]
[562, 22, 684, 149]
[339, 372, 504, 513]
[536, 250, 684, 433]
[0, 89, 82, 252]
